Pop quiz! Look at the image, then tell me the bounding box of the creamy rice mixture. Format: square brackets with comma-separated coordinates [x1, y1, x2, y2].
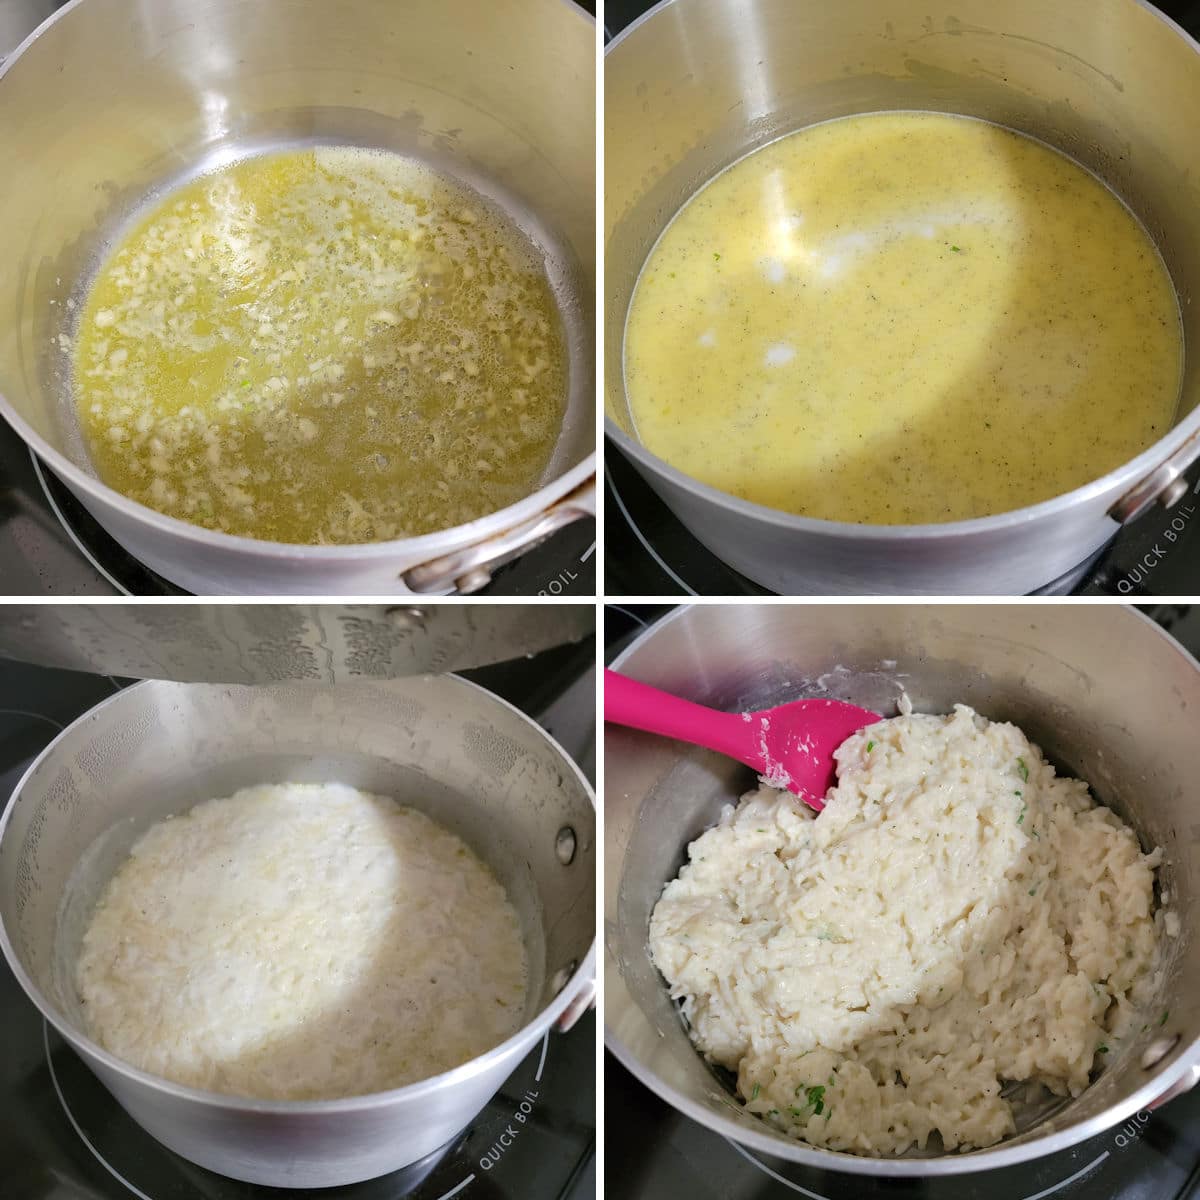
[649, 705, 1170, 1155]
[77, 782, 527, 1099]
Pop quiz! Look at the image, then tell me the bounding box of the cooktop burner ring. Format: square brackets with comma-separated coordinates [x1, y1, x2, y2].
[43, 1013, 555, 1200]
[724, 1136, 1113, 1200]
[0, 705, 65, 733]
[45, 1020, 155, 1200]
[31, 450, 177, 595]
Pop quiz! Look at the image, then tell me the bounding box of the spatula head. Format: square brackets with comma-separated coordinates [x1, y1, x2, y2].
[751, 698, 881, 810]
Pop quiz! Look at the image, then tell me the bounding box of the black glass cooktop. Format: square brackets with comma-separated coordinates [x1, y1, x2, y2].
[603, 602, 1200, 1200]
[604, 0, 1200, 599]
[0, 643, 595, 1200]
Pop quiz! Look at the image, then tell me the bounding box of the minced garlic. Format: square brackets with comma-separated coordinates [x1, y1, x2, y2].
[72, 146, 567, 544]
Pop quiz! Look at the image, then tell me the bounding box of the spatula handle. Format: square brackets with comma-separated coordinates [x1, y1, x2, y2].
[603, 669, 760, 768]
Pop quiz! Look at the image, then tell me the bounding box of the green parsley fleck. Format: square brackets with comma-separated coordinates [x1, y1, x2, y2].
[1017, 757, 1029, 782]
[793, 1084, 825, 1115]
[757, 828, 766, 833]
[828, 1074, 835, 1086]
[768, 1108, 779, 1117]
[949, 245, 961, 252]
[1160, 1010, 1170, 1026]
[1028, 885, 1037, 896]
[1098, 1044, 1109, 1054]
[241, 380, 252, 389]
[1017, 802, 1026, 825]
[751, 1083, 760, 1100]
[713, 252, 721, 262]
[789, 1106, 804, 1118]
[866, 741, 875, 752]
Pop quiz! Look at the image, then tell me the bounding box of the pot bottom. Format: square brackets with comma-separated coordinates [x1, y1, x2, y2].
[46, 1015, 586, 1192]
[66, 1052, 458, 1189]
[605, 1045, 1200, 1198]
[615, 443, 1120, 594]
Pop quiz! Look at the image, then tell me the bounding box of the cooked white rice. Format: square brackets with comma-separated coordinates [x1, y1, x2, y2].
[648, 704, 1170, 1155]
[76, 782, 527, 1099]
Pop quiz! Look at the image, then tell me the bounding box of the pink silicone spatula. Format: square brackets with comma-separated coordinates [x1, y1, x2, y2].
[604, 669, 880, 811]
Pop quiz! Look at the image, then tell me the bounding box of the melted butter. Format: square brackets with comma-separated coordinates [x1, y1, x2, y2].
[624, 112, 1183, 524]
[73, 146, 567, 543]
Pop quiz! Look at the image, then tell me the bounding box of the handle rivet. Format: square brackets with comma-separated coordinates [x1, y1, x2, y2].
[552, 961, 578, 994]
[555, 826, 577, 865]
[1159, 477, 1191, 509]
[385, 606, 428, 631]
[1141, 1034, 1179, 1069]
[456, 568, 493, 593]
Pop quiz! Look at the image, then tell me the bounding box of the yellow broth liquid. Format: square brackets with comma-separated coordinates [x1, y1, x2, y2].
[73, 146, 567, 544]
[624, 112, 1183, 524]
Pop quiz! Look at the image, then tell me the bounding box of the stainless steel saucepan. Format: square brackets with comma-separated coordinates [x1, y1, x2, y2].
[606, 604, 1198, 1176]
[606, 0, 1200, 594]
[0, 674, 596, 1186]
[0, 0, 595, 595]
